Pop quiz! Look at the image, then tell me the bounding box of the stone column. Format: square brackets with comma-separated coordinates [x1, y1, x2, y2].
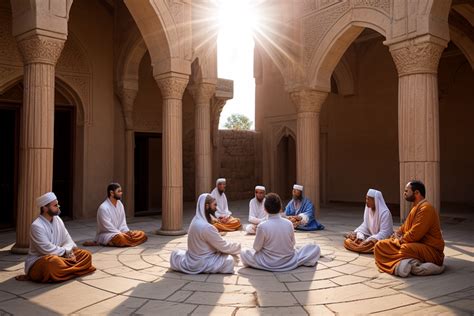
[119, 87, 138, 218]
[390, 36, 446, 220]
[289, 90, 328, 214]
[155, 73, 189, 235]
[12, 35, 65, 253]
[192, 83, 216, 198]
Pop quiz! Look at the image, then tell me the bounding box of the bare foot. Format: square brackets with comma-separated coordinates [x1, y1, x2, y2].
[15, 275, 29, 281]
[82, 241, 99, 247]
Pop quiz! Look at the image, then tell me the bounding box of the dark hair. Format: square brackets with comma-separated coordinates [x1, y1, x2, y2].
[264, 193, 282, 214]
[409, 180, 426, 197]
[107, 183, 121, 197]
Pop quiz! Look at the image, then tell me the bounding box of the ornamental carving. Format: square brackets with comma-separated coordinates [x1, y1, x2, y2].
[17, 36, 65, 65]
[390, 41, 445, 76]
[155, 76, 189, 99]
[57, 35, 90, 74]
[289, 89, 328, 113]
[191, 83, 216, 105]
[303, 1, 350, 67]
[353, 0, 390, 14]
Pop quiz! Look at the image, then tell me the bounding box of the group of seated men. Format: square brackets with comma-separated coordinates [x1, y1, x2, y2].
[343, 181, 445, 277]
[16, 178, 445, 283]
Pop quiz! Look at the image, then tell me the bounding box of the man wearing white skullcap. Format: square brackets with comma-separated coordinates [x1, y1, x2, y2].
[16, 192, 95, 283]
[210, 178, 242, 232]
[284, 184, 324, 231]
[344, 189, 393, 253]
[245, 186, 267, 234]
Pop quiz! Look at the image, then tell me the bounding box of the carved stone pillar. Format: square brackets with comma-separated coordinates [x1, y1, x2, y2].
[155, 73, 189, 235]
[390, 37, 446, 220]
[191, 83, 216, 198]
[12, 35, 65, 253]
[119, 87, 138, 218]
[289, 89, 328, 215]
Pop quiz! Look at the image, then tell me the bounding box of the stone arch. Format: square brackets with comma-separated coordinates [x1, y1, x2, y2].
[308, 8, 390, 91]
[124, 0, 191, 75]
[450, 27, 474, 69]
[116, 33, 148, 89]
[332, 54, 355, 96]
[273, 125, 297, 199]
[0, 70, 22, 95]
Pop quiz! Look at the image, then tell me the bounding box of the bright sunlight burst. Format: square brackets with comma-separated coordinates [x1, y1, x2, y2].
[214, 0, 263, 130]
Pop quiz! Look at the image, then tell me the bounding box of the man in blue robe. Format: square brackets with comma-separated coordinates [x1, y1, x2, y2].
[284, 184, 324, 231]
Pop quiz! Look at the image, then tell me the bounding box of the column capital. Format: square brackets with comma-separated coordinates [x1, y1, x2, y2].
[154, 73, 189, 100]
[190, 82, 216, 105]
[16, 35, 65, 65]
[389, 36, 447, 77]
[289, 89, 328, 113]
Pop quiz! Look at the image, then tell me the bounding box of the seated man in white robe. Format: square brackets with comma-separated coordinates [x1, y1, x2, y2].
[16, 192, 95, 283]
[170, 194, 241, 274]
[245, 185, 267, 234]
[241, 193, 321, 272]
[84, 183, 147, 247]
[210, 178, 241, 232]
[344, 189, 393, 253]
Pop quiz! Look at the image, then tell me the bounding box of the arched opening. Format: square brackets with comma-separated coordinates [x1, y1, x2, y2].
[323, 28, 399, 215]
[439, 40, 474, 214]
[275, 134, 296, 201]
[0, 81, 80, 225]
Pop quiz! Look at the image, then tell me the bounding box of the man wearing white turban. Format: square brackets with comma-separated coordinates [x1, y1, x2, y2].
[344, 189, 393, 253]
[245, 185, 267, 234]
[16, 192, 95, 283]
[241, 193, 321, 271]
[210, 178, 241, 232]
[170, 194, 241, 274]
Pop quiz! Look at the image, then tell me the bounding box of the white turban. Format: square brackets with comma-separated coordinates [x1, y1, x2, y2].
[367, 189, 377, 198]
[293, 184, 303, 191]
[216, 178, 226, 185]
[255, 185, 266, 191]
[36, 192, 57, 208]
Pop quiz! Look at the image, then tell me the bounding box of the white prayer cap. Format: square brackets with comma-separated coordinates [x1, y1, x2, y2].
[367, 189, 378, 198]
[36, 192, 57, 208]
[216, 178, 226, 185]
[293, 184, 304, 191]
[255, 185, 266, 191]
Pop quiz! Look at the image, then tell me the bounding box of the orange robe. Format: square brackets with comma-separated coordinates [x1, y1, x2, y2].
[344, 238, 376, 254]
[109, 230, 148, 247]
[28, 249, 95, 283]
[374, 200, 444, 274]
[212, 217, 241, 232]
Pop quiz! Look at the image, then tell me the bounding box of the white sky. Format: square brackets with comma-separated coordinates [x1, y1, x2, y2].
[216, 0, 256, 129]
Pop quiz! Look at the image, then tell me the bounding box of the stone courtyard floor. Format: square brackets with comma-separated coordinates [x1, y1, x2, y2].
[0, 201, 472, 315]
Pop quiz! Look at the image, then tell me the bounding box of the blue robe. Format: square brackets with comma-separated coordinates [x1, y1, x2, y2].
[285, 198, 324, 231]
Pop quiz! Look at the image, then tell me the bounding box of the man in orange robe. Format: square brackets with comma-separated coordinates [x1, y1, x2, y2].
[374, 180, 445, 277]
[16, 192, 95, 283]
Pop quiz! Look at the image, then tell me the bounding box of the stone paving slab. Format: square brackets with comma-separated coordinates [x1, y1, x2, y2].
[0, 201, 472, 315]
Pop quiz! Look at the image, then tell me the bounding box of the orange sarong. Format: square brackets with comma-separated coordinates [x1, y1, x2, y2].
[374, 201, 444, 274]
[344, 238, 375, 254]
[109, 230, 148, 247]
[213, 217, 241, 232]
[28, 248, 95, 283]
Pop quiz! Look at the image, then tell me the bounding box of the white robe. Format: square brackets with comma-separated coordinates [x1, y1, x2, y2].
[240, 213, 320, 272]
[95, 199, 129, 245]
[25, 215, 76, 274]
[245, 197, 267, 234]
[354, 190, 393, 241]
[210, 188, 232, 218]
[170, 194, 241, 274]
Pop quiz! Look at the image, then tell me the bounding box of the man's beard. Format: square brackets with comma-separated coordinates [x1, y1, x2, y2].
[205, 206, 216, 222]
[47, 208, 60, 217]
[293, 195, 303, 201]
[113, 194, 122, 200]
[405, 194, 415, 202]
[256, 196, 264, 202]
[218, 189, 224, 194]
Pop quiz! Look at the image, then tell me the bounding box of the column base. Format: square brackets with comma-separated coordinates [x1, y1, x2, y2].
[156, 228, 187, 236]
[11, 244, 29, 254]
